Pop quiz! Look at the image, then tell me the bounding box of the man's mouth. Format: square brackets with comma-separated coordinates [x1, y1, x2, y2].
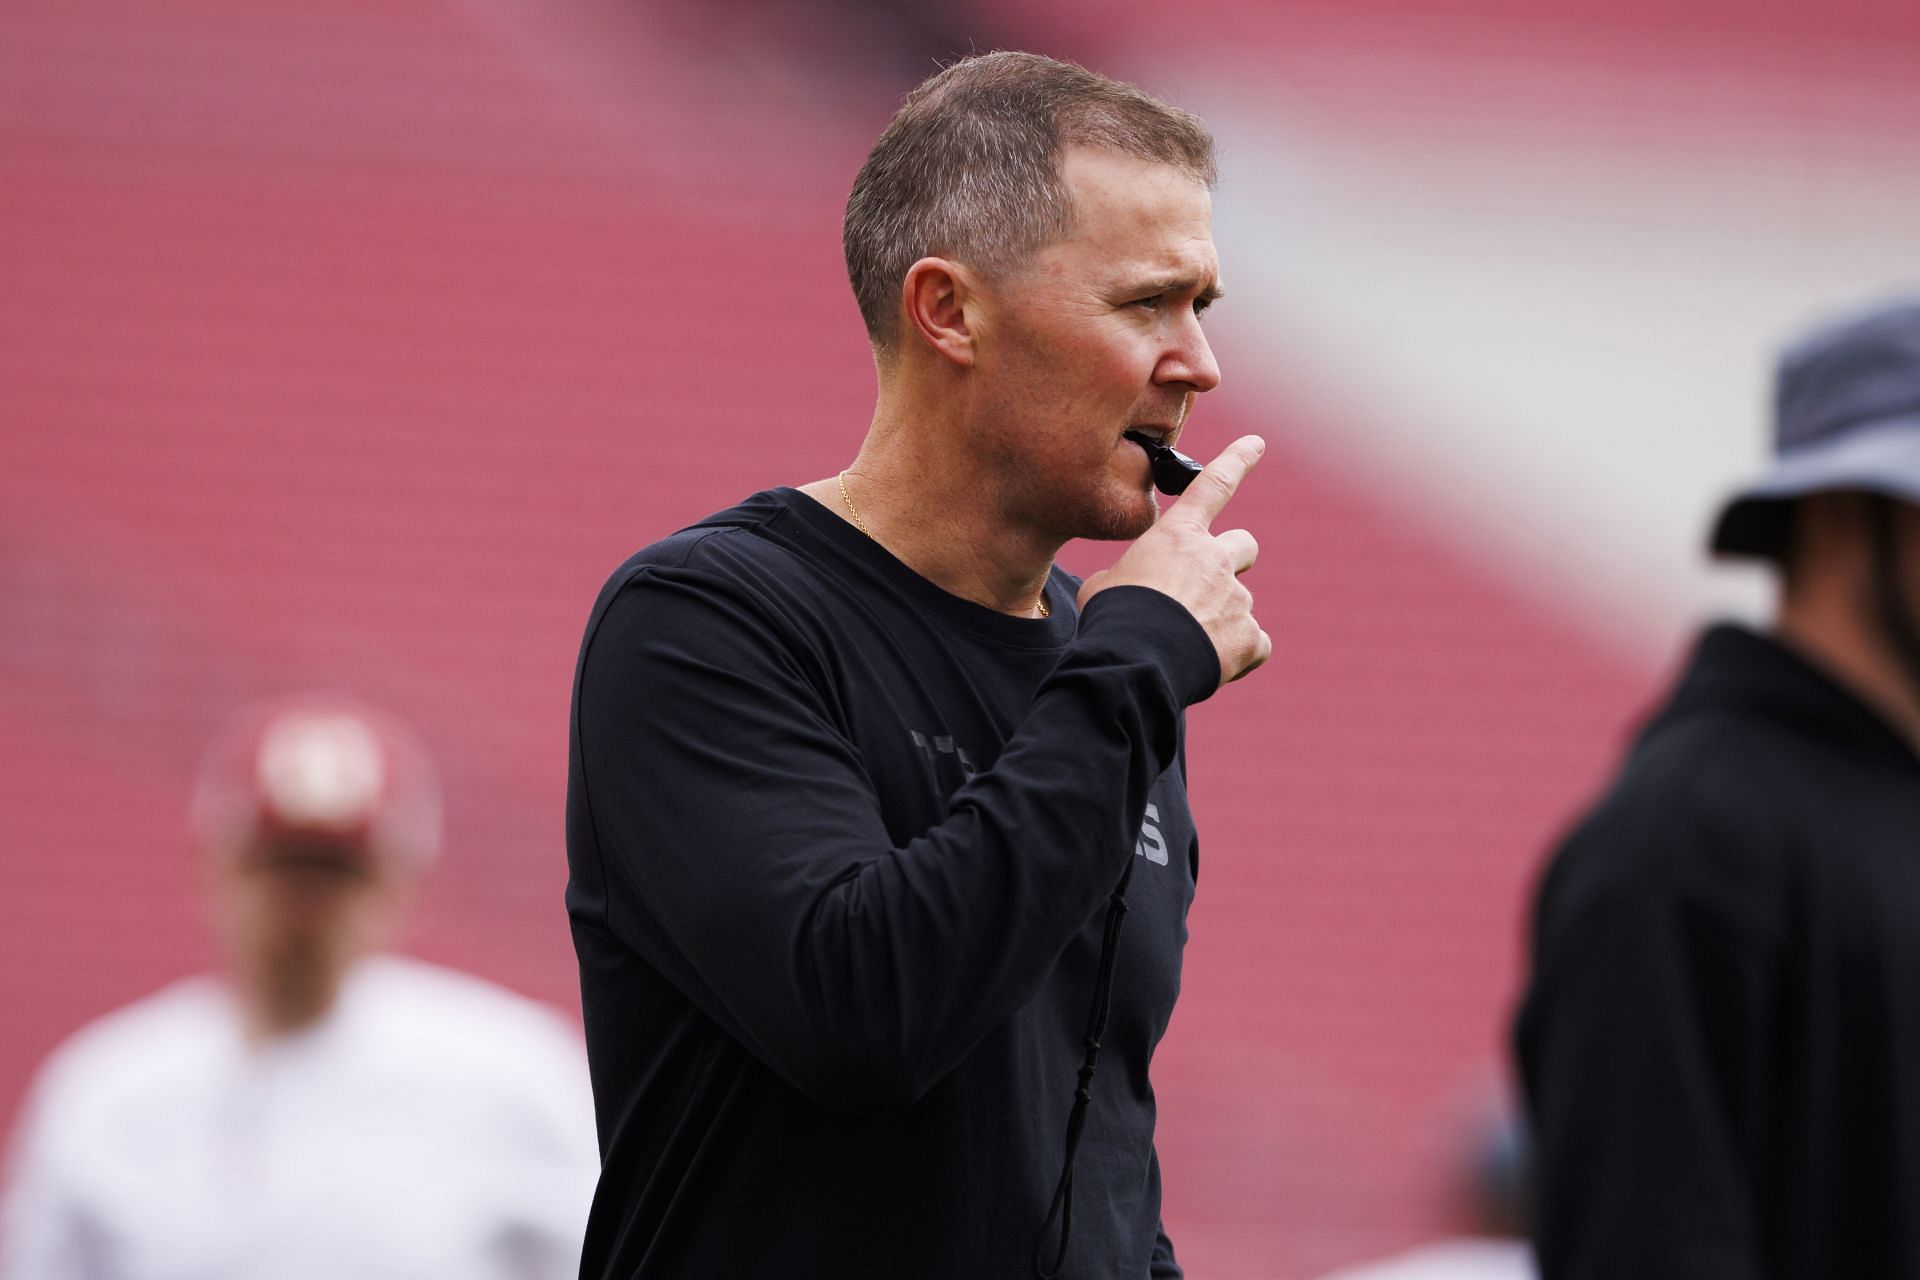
[1122, 429, 1205, 495]
[1124, 424, 1175, 448]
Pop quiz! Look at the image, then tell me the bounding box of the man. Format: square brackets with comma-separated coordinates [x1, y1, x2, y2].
[566, 51, 1267, 1279]
[1515, 296, 1920, 1276]
[1, 693, 601, 1279]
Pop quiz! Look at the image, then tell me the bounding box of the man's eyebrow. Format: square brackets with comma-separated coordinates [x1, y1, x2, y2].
[1128, 276, 1226, 302]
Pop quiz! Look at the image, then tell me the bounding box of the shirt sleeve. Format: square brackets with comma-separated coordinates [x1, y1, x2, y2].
[479, 1011, 604, 1279]
[1149, 1215, 1182, 1279]
[0, 1064, 89, 1280]
[1514, 770, 1782, 1280]
[571, 561, 1217, 1113]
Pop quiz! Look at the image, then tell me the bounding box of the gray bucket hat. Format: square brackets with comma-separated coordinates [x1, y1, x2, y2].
[1711, 296, 1920, 558]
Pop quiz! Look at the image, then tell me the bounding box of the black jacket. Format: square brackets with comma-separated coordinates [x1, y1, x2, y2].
[1517, 624, 1920, 1278]
[566, 489, 1216, 1278]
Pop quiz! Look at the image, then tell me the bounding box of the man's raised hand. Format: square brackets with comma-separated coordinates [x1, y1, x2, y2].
[1077, 435, 1271, 688]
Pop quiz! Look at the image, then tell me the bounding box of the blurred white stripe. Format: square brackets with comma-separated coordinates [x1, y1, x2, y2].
[1161, 57, 1920, 660]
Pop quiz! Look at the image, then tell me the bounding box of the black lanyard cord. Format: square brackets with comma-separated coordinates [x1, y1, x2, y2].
[1033, 856, 1137, 1278]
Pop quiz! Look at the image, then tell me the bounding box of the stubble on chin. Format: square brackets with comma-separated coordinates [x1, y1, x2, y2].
[1067, 484, 1159, 543]
[989, 430, 1161, 542]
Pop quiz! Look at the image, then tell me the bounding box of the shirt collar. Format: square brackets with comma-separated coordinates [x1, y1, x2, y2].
[1647, 622, 1920, 770]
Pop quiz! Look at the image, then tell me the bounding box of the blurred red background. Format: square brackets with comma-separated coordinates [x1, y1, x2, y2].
[6, 1, 1917, 1273]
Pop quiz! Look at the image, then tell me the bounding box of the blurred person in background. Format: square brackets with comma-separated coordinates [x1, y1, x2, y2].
[1516, 295, 1920, 1277]
[0, 693, 600, 1280]
[567, 51, 1267, 1280]
[1315, 1093, 1535, 1280]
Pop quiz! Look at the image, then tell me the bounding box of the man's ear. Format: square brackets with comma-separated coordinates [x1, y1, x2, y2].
[899, 257, 979, 368]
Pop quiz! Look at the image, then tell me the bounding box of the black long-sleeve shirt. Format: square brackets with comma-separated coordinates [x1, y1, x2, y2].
[1516, 624, 1920, 1278]
[566, 488, 1218, 1278]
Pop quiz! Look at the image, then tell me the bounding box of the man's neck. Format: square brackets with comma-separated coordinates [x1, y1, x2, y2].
[233, 950, 350, 1043]
[1775, 599, 1920, 748]
[801, 398, 1058, 618]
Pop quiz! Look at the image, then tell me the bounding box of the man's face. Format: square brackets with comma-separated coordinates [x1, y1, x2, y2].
[1872, 497, 1920, 692]
[213, 836, 400, 1010]
[969, 146, 1222, 542]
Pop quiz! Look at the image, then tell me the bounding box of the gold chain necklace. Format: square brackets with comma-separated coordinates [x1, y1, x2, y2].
[836, 470, 1050, 619]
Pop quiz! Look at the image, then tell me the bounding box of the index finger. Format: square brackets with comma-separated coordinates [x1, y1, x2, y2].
[1168, 435, 1266, 529]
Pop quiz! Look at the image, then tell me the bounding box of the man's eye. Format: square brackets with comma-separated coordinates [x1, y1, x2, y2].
[1131, 296, 1162, 311]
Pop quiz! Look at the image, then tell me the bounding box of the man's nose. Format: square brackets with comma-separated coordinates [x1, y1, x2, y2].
[1157, 316, 1221, 394]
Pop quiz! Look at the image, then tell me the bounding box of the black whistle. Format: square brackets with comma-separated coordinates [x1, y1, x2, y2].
[1123, 431, 1204, 496]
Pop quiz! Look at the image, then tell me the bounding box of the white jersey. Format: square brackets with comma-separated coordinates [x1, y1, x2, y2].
[1316, 1239, 1536, 1280]
[0, 955, 601, 1280]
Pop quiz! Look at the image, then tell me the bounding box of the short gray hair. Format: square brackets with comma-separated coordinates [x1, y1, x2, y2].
[843, 51, 1217, 351]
